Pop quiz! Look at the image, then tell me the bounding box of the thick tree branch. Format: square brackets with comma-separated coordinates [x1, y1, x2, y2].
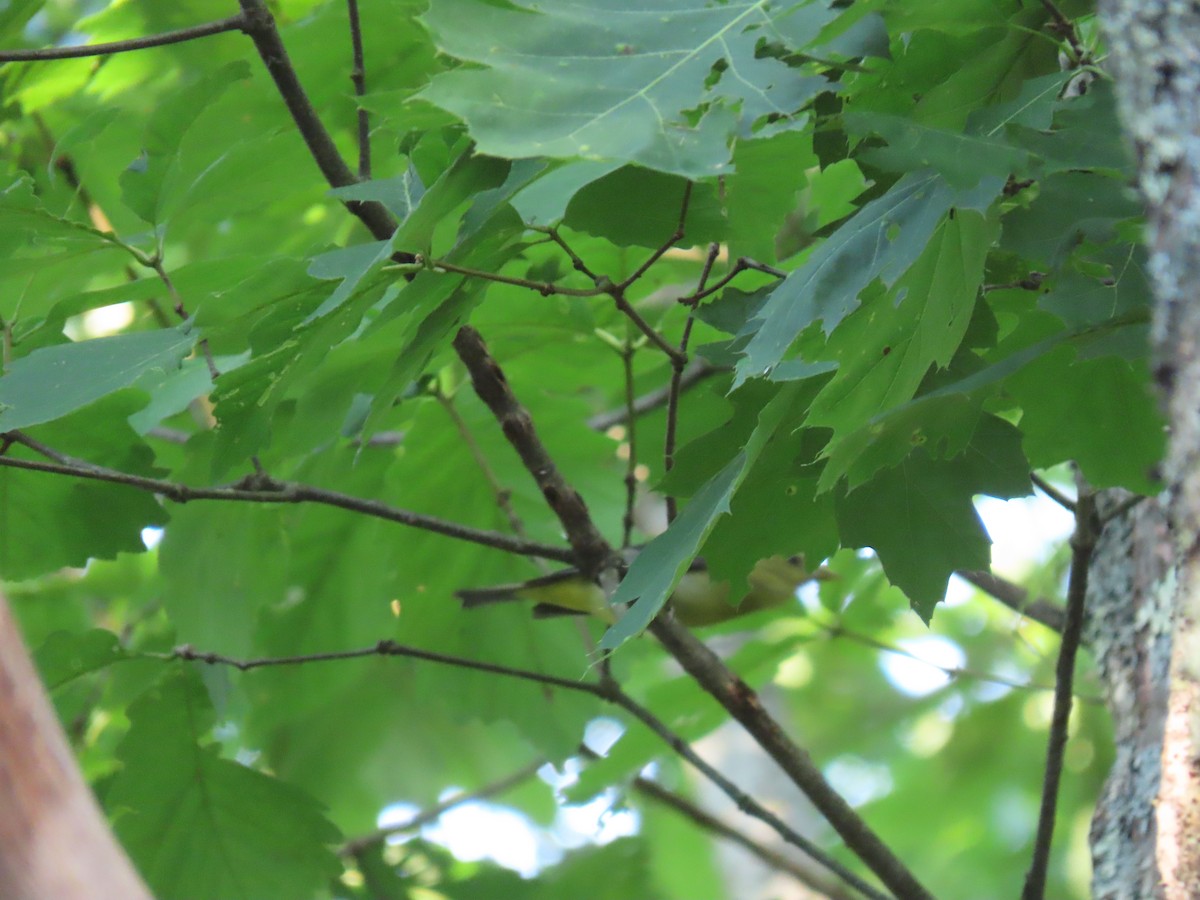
[648, 616, 933, 900]
[451, 325, 930, 899]
[452, 326, 613, 577]
[0, 434, 571, 563]
[1021, 488, 1099, 900]
[0, 15, 246, 62]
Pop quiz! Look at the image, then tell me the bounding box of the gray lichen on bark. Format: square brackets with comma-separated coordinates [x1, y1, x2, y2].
[1100, 1, 1200, 895]
[1085, 492, 1173, 899]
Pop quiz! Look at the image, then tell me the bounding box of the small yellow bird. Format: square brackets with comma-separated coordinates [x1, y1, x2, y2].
[456, 554, 833, 627]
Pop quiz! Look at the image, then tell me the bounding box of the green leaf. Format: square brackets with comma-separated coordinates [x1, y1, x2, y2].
[724, 131, 817, 262]
[601, 382, 800, 650]
[419, 0, 832, 177]
[564, 167, 726, 248]
[0, 326, 195, 430]
[0, 396, 168, 579]
[836, 415, 1031, 619]
[119, 61, 252, 225]
[1007, 348, 1165, 494]
[109, 670, 342, 900]
[158, 505, 289, 658]
[734, 171, 1004, 385]
[846, 111, 1033, 187]
[810, 209, 995, 464]
[34, 629, 126, 690]
[329, 168, 426, 221]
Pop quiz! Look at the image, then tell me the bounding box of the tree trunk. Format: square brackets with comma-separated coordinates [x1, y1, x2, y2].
[0, 593, 152, 899]
[1099, 3, 1200, 896]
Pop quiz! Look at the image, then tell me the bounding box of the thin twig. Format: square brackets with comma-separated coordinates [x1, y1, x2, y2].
[606, 679, 888, 900]
[0, 433, 572, 563]
[821, 623, 1100, 704]
[430, 259, 602, 297]
[236, 0, 401, 248]
[340, 758, 546, 856]
[955, 570, 1066, 633]
[168, 638, 885, 897]
[665, 243, 718, 523]
[0, 14, 246, 62]
[586, 360, 720, 431]
[1101, 492, 1147, 525]
[649, 615, 934, 900]
[434, 388, 531, 547]
[624, 771, 861, 900]
[620, 340, 639, 547]
[1031, 473, 1076, 513]
[606, 283, 686, 365]
[345, 0, 370, 179]
[538, 225, 601, 282]
[677, 255, 788, 306]
[1038, 0, 1085, 61]
[1021, 487, 1099, 900]
[616, 183, 693, 291]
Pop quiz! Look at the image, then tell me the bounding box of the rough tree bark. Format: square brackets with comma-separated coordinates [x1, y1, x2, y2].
[0, 593, 151, 899]
[1099, 3, 1200, 896]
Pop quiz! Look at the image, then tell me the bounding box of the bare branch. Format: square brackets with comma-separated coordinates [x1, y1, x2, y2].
[340, 758, 546, 857]
[0, 15, 246, 62]
[626, 772, 860, 900]
[172, 639, 886, 899]
[236, 0, 401, 248]
[649, 615, 935, 900]
[0, 434, 572, 563]
[664, 243, 717, 522]
[345, 0, 371, 179]
[617, 182, 693, 291]
[620, 340, 640, 548]
[452, 326, 613, 577]
[586, 359, 721, 431]
[956, 569, 1066, 633]
[451, 325, 928, 899]
[1021, 486, 1100, 900]
[1031, 472, 1076, 513]
[428, 258, 603, 296]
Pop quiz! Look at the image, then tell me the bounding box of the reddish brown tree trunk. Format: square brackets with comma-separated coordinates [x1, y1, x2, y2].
[0, 593, 151, 899]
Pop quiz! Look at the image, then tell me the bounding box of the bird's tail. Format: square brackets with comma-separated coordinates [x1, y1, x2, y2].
[456, 568, 584, 610]
[455, 584, 525, 609]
